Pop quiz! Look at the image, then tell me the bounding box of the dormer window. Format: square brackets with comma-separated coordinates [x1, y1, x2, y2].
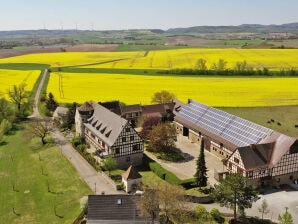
[105, 130, 111, 137]
[101, 127, 106, 134]
[117, 199, 122, 205]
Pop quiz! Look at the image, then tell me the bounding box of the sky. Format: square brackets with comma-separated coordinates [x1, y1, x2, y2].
[0, 0, 297, 31]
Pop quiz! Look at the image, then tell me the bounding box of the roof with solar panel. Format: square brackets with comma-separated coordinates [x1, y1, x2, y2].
[174, 99, 274, 148]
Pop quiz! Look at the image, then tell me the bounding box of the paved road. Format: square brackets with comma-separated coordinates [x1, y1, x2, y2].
[30, 69, 120, 195]
[51, 130, 119, 194]
[145, 135, 225, 186]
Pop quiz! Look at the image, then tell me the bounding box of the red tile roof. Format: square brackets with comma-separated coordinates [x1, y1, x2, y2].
[122, 165, 142, 180]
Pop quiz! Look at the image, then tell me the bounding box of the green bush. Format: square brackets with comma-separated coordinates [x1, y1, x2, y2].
[210, 208, 225, 224]
[71, 137, 82, 147]
[195, 204, 207, 217]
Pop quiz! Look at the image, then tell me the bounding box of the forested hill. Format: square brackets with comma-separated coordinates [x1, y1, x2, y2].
[166, 23, 298, 34]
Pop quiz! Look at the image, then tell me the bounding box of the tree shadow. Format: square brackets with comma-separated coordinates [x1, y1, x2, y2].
[172, 147, 194, 163]
[0, 141, 8, 146]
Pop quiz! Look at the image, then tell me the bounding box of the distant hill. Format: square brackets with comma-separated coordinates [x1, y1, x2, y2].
[166, 23, 298, 34]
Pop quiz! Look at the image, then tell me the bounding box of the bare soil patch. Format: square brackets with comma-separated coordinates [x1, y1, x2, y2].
[0, 44, 118, 59]
[165, 35, 217, 46]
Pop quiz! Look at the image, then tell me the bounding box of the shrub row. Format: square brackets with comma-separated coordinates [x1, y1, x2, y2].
[71, 137, 101, 171]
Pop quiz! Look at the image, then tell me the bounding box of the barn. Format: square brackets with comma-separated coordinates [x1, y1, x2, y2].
[174, 99, 298, 187]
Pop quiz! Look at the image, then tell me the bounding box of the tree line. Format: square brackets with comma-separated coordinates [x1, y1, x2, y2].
[159, 58, 298, 76]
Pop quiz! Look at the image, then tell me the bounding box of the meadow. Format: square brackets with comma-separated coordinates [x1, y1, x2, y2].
[0, 69, 40, 98]
[47, 72, 298, 107]
[0, 127, 91, 223]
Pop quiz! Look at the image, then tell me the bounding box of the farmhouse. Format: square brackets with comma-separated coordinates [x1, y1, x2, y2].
[75, 102, 144, 169]
[174, 99, 298, 187]
[99, 100, 175, 127]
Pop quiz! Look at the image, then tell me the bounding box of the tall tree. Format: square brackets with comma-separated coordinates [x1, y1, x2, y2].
[211, 58, 227, 71]
[278, 210, 293, 224]
[0, 98, 15, 122]
[148, 123, 176, 152]
[151, 90, 175, 104]
[7, 83, 29, 115]
[194, 138, 208, 187]
[139, 116, 160, 140]
[196, 58, 207, 71]
[63, 102, 77, 129]
[211, 173, 259, 221]
[140, 188, 159, 224]
[45, 92, 58, 112]
[158, 182, 190, 223]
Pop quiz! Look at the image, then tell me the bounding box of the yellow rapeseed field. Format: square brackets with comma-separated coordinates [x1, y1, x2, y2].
[79, 48, 298, 70]
[0, 52, 144, 67]
[0, 69, 40, 98]
[1, 49, 297, 70]
[47, 72, 298, 107]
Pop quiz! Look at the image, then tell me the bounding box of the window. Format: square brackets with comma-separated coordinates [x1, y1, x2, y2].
[130, 136, 134, 141]
[122, 137, 126, 142]
[126, 128, 130, 132]
[115, 148, 120, 154]
[126, 157, 130, 162]
[234, 157, 240, 164]
[247, 171, 253, 178]
[133, 144, 139, 151]
[117, 199, 122, 205]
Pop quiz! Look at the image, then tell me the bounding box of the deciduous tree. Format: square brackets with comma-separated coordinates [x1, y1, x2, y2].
[139, 116, 160, 140]
[0, 98, 15, 122]
[140, 188, 159, 223]
[211, 173, 259, 221]
[158, 182, 190, 223]
[196, 58, 207, 71]
[258, 199, 270, 220]
[7, 83, 29, 115]
[148, 123, 176, 152]
[102, 156, 116, 176]
[194, 138, 208, 187]
[28, 119, 53, 145]
[211, 58, 227, 71]
[151, 90, 175, 104]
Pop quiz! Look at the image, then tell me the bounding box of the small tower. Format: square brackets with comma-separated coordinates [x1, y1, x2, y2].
[122, 165, 142, 193]
[75, 102, 94, 137]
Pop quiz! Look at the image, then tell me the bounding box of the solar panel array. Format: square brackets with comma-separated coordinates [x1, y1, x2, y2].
[178, 100, 273, 147]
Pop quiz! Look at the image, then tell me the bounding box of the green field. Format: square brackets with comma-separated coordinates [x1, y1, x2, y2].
[0, 127, 92, 223]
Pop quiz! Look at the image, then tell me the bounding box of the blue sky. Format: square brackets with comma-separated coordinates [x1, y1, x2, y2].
[0, 0, 297, 30]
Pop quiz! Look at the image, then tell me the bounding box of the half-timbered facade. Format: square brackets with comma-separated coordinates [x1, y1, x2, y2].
[174, 99, 298, 186]
[75, 102, 144, 169]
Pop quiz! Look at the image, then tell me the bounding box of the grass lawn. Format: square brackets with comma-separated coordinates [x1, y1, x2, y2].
[139, 171, 167, 186]
[0, 126, 92, 223]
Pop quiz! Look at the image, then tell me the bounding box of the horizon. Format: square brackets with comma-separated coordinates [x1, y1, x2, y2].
[0, 0, 298, 31]
[0, 22, 297, 32]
